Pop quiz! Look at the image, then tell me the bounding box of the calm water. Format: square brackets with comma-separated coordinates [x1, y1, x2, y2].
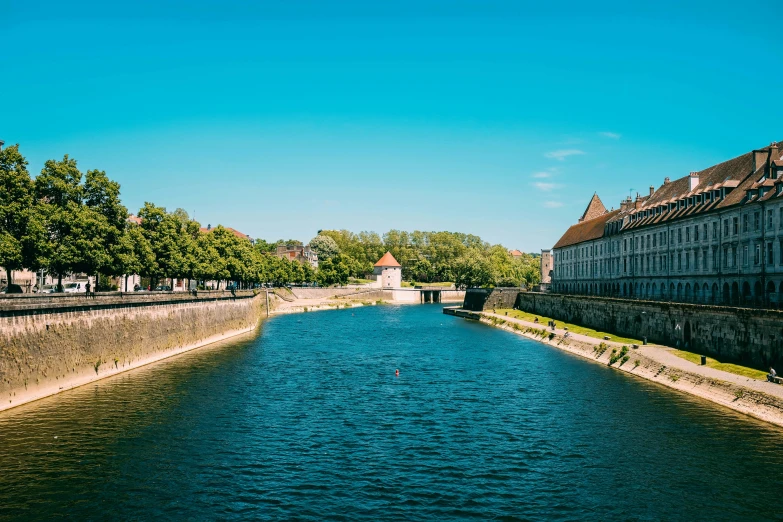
[1, 304, 782, 521]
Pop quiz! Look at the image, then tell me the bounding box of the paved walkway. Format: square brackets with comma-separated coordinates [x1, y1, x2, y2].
[483, 311, 783, 399]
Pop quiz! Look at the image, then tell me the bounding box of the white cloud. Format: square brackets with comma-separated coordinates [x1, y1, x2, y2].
[545, 149, 585, 161]
[533, 182, 557, 191]
[532, 171, 551, 178]
[543, 201, 564, 208]
[599, 131, 621, 139]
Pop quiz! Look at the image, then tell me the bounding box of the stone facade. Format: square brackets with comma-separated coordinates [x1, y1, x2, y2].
[540, 249, 552, 284]
[551, 142, 783, 307]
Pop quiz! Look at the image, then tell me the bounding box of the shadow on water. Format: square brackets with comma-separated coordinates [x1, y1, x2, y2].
[0, 304, 781, 521]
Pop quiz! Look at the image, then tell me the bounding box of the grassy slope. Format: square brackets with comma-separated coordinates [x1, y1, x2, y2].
[493, 308, 642, 345]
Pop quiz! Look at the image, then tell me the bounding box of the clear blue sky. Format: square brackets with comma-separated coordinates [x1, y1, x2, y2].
[2, 1, 781, 251]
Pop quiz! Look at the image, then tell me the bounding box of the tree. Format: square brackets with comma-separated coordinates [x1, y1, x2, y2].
[34, 155, 85, 290]
[83, 169, 127, 281]
[137, 203, 185, 286]
[316, 254, 351, 287]
[309, 234, 339, 260]
[0, 144, 39, 284]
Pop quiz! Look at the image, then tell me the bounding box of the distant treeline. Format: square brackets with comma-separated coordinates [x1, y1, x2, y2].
[1, 144, 539, 290]
[310, 230, 541, 289]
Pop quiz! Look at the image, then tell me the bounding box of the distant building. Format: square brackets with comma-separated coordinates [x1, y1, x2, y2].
[275, 244, 319, 269]
[551, 141, 783, 306]
[373, 251, 402, 288]
[540, 249, 553, 285]
[509, 249, 524, 258]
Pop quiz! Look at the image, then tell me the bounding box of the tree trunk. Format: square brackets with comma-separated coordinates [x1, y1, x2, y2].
[57, 274, 63, 292]
[5, 268, 12, 286]
[124, 275, 128, 292]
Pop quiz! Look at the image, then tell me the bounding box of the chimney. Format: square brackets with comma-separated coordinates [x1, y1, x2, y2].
[207, 224, 211, 230]
[649, 185, 655, 196]
[663, 177, 670, 185]
[689, 172, 699, 191]
[753, 148, 770, 173]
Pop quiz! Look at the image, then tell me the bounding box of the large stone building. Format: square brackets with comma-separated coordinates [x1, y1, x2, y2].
[373, 252, 402, 288]
[551, 142, 783, 306]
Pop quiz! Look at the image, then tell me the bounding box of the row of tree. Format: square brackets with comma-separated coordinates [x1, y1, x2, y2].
[308, 230, 541, 289]
[1, 144, 539, 290]
[0, 145, 326, 290]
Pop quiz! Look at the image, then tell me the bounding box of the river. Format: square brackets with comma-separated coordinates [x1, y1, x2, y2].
[0, 304, 781, 520]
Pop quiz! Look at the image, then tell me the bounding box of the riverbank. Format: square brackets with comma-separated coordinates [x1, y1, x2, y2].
[445, 307, 783, 428]
[1, 291, 267, 413]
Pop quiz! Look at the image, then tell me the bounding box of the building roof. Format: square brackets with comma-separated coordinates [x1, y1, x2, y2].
[555, 141, 783, 249]
[127, 214, 142, 225]
[199, 226, 251, 239]
[553, 209, 621, 249]
[374, 251, 401, 267]
[579, 193, 607, 222]
[509, 249, 524, 257]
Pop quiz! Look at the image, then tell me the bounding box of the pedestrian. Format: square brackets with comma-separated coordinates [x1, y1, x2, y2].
[85, 281, 91, 296]
[768, 367, 778, 383]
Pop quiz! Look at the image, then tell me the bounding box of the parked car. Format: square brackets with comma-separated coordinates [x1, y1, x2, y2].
[0, 284, 24, 294]
[38, 284, 58, 294]
[154, 285, 172, 291]
[62, 281, 90, 293]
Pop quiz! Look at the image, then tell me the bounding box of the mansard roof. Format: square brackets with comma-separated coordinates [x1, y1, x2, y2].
[554, 141, 783, 248]
[579, 193, 607, 222]
[553, 209, 620, 249]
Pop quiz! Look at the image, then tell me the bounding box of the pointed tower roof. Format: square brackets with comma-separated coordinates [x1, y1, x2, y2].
[374, 252, 401, 267]
[578, 193, 607, 222]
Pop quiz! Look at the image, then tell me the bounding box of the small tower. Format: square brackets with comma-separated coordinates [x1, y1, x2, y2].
[373, 252, 402, 288]
[540, 249, 553, 285]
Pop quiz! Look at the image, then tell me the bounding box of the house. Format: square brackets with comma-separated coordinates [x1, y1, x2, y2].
[275, 244, 319, 269]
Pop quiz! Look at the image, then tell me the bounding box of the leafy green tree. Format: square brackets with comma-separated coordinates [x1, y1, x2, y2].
[0, 144, 41, 284]
[34, 155, 85, 290]
[309, 234, 339, 260]
[316, 254, 351, 287]
[137, 203, 185, 287]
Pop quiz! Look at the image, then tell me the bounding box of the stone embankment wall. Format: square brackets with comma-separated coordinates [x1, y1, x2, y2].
[0, 290, 266, 411]
[515, 292, 783, 370]
[462, 288, 525, 311]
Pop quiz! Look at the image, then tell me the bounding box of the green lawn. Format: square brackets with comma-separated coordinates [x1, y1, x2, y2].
[348, 278, 376, 285]
[402, 281, 455, 288]
[669, 350, 768, 380]
[493, 308, 642, 345]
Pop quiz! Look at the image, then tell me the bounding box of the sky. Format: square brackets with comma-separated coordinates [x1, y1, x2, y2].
[2, 0, 781, 252]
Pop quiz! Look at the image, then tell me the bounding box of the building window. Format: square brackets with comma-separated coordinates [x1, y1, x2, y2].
[754, 212, 760, 230]
[694, 225, 699, 241]
[733, 217, 739, 235]
[724, 219, 729, 236]
[768, 242, 774, 265]
[678, 229, 682, 243]
[653, 234, 657, 247]
[685, 252, 690, 270]
[713, 247, 719, 268]
[755, 244, 760, 265]
[702, 249, 708, 270]
[686, 228, 690, 242]
[713, 222, 718, 239]
[723, 247, 729, 267]
[703, 223, 707, 240]
[743, 245, 748, 266]
[743, 214, 748, 233]
[678, 253, 682, 270]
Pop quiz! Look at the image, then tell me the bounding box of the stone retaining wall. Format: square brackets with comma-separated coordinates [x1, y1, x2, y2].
[462, 288, 525, 311]
[0, 290, 267, 411]
[515, 293, 783, 370]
